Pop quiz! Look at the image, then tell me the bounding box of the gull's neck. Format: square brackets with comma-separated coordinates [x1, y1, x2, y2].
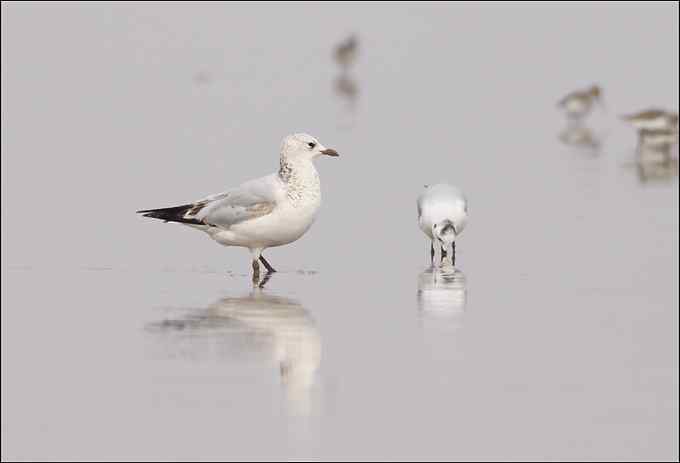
[279, 156, 321, 203]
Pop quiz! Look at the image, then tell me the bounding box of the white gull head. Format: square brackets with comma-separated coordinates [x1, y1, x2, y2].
[280, 133, 340, 162]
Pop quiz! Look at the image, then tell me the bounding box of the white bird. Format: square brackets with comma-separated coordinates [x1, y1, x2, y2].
[137, 133, 339, 282]
[417, 183, 468, 267]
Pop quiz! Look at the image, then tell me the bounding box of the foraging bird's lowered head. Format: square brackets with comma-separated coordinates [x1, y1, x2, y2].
[432, 219, 457, 251]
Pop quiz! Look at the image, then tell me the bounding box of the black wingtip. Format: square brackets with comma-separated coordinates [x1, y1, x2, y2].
[136, 204, 204, 225]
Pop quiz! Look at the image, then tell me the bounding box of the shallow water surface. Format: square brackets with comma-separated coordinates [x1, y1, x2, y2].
[2, 2, 679, 460]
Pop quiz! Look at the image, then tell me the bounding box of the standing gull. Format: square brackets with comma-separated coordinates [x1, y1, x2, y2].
[137, 133, 339, 282]
[417, 184, 468, 267]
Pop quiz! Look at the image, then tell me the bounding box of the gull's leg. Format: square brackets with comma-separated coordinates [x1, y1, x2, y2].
[451, 241, 456, 267]
[430, 241, 435, 266]
[251, 259, 260, 285]
[259, 255, 277, 273]
[250, 248, 262, 285]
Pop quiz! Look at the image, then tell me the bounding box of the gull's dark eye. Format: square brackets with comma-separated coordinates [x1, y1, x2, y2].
[308, 142, 316, 149]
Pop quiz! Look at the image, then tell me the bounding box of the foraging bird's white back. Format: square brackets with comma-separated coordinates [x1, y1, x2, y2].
[418, 184, 468, 239]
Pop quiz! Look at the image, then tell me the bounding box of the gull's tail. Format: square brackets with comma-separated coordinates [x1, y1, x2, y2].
[136, 204, 204, 225]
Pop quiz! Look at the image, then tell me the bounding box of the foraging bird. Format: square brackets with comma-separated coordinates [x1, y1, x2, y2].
[137, 133, 339, 283]
[621, 109, 679, 131]
[334, 34, 358, 70]
[557, 84, 604, 120]
[417, 184, 468, 267]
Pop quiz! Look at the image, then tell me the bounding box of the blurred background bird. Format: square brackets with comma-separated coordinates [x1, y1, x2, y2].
[621, 108, 679, 131]
[333, 34, 359, 71]
[557, 84, 604, 120]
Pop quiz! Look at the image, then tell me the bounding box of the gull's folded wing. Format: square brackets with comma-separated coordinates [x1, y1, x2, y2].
[138, 174, 282, 228]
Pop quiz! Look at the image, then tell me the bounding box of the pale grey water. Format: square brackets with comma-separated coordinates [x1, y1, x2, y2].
[1, 2, 678, 461]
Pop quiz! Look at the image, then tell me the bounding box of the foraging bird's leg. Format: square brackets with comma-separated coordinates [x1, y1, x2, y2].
[259, 255, 277, 273]
[430, 242, 435, 266]
[251, 260, 260, 285]
[451, 241, 456, 267]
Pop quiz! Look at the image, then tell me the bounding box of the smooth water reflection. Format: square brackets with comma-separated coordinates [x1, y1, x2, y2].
[148, 288, 322, 416]
[558, 122, 602, 152]
[417, 267, 467, 332]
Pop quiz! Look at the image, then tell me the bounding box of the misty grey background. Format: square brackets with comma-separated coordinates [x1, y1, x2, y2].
[2, 1, 678, 460]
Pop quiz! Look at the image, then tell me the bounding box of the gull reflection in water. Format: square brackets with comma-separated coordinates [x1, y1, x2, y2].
[558, 122, 602, 152]
[417, 267, 467, 332]
[148, 288, 321, 415]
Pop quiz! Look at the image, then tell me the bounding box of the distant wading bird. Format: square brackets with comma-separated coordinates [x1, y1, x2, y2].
[137, 134, 339, 283]
[334, 34, 358, 70]
[557, 84, 604, 120]
[621, 109, 679, 132]
[417, 184, 468, 267]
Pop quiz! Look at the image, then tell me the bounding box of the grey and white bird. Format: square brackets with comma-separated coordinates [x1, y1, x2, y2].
[137, 133, 339, 282]
[621, 109, 679, 131]
[557, 84, 604, 120]
[417, 183, 468, 267]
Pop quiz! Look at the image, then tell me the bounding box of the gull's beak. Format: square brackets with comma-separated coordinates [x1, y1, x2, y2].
[320, 148, 340, 157]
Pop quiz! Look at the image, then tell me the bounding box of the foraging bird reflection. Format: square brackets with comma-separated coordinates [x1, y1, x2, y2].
[417, 268, 467, 331]
[148, 289, 321, 415]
